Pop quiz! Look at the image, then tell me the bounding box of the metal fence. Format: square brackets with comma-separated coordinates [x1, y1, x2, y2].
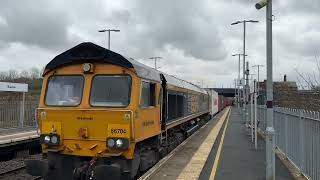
[256, 105, 320, 180]
[0, 101, 38, 129]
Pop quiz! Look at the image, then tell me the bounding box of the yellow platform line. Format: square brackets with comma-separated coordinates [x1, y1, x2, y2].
[209, 108, 231, 180]
[176, 107, 230, 180]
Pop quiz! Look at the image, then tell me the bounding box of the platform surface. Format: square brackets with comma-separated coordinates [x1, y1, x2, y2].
[0, 128, 39, 146]
[145, 106, 293, 180]
[144, 108, 229, 180]
[199, 107, 293, 180]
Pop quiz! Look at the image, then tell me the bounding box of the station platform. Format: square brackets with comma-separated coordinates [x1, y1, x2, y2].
[0, 128, 39, 147]
[140, 106, 293, 180]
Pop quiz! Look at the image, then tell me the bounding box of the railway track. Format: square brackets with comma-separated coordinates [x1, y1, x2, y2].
[0, 155, 42, 180]
[0, 164, 41, 180]
[0, 164, 42, 180]
[0, 165, 26, 176]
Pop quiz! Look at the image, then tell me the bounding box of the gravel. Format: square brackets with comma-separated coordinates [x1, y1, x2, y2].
[0, 155, 43, 180]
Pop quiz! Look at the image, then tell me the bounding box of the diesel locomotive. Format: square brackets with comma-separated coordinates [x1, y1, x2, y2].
[26, 42, 220, 180]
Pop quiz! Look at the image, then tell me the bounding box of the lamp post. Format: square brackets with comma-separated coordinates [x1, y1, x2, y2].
[254, 79, 258, 150]
[255, 0, 275, 179]
[232, 53, 248, 111]
[252, 64, 264, 96]
[231, 20, 259, 124]
[149, 57, 162, 70]
[98, 29, 120, 50]
[249, 73, 256, 92]
[249, 72, 256, 139]
[234, 79, 237, 105]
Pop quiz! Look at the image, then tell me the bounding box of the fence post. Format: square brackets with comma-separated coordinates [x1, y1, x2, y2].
[19, 92, 25, 128]
[251, 93, 254, 142]
[254, 89, 258, 150]
[299, 110, 305, 173]
[284, 113, 288, 154]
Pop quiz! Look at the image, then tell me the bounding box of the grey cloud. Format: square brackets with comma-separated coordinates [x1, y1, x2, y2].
[274, 15, 320, 59]
[0, 0, 318, 88]
[110, 10, 132, 25]
[0, 1, 71, 50]
[281, 0, 320, 15]
[119, 0, 228, 61]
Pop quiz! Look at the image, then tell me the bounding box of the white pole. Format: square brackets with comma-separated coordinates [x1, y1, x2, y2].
[243, 22, 246, 124]
[238, 54, 241, 110]
[245, 61, 250, 125]
[108, 30, 110, 50]
[265, 0, 275, 178]
[251, 91, 254, 142]
[20, 92, 25, 128]
[234, 80, 237, 107]
[254, 79, 258, 149]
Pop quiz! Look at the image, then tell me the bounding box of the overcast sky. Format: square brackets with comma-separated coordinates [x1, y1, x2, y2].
[0, 0, 319, 88]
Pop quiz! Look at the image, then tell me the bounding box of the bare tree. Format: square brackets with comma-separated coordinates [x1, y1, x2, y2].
[30, 67, 41, 79]
[0, 71, 8, 81]
[20, 70, 31, 79]
[295, 54, 320, 92]
[7, 69, 19, 80]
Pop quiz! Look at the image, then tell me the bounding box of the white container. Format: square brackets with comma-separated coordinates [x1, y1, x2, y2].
[207, 89, 219, 115]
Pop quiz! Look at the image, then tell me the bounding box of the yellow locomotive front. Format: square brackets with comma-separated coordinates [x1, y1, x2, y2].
[26, 42, 162, 180]
[39, 64, 136, 158]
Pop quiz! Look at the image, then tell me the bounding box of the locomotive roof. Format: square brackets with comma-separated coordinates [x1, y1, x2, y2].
[45, 42, 205, 94]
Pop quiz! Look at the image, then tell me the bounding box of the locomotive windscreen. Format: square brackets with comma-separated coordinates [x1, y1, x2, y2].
[90, 75, 131, 107]
[45, 75, 84, 106]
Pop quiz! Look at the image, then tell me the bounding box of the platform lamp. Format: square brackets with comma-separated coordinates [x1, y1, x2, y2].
[231, 20, 259, 125]
[98, 29, 120, 50]
[255, 0, 275, 179]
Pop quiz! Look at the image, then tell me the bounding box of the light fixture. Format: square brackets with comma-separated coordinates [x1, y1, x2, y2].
[115, 139, 123, 148]
[40, 134, 60, 145]
[106, 138, 129, 149]
[83, 63, 92, 73]
[107, 139, 115, 148]
[44, 136, 51, 143]
[51, 136, 58, 144]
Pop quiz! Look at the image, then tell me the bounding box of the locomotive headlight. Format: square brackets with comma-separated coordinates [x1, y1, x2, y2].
[83, 63, 93, 73]
[107, 139, 115, 148]
[44, 136, 51, 143]
[51, 135, 58, 144]
[106, 138, 129, 150]
[40, 134, 60, 145]
[115, 139, 123, 148]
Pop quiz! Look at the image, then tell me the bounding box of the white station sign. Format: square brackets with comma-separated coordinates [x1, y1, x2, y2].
[0, 82, 28, 92]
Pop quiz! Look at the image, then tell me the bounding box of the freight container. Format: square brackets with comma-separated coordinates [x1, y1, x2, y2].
[218, 95, 224, 111]
[207, 89, 219, 115]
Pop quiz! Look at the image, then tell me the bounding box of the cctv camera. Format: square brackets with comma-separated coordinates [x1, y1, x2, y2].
[255, 0, 268, 9]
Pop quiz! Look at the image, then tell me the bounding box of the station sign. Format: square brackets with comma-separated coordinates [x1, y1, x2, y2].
[0, 82, 28, 92]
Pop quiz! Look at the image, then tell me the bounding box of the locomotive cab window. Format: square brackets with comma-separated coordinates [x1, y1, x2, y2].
[140, 81, 156, 107]
[90, 75, 131, 107]
[45, 75, 84, 106]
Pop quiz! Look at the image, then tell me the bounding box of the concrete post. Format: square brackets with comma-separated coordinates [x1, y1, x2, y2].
[238, 55, 241, 110]
[265, 0, 275, 178]
[254, 80, 258, 150]
[108, 30, 110, 50]
[19, 92, 25, 128]
[251, 91, 254, 142]
[243, 22, 247, 124]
